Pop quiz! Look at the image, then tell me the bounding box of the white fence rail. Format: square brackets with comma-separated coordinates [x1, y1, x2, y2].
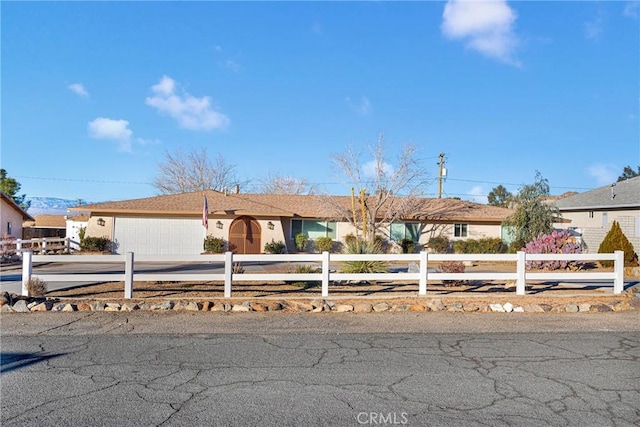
[21, 251, 625, 299]
[1, 237, 74, 256]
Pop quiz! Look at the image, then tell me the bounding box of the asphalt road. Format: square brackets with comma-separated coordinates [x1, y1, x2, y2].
[2, 312, 639, 426]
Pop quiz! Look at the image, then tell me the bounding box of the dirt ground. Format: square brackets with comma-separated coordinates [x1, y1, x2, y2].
[41, 261, 637, 308]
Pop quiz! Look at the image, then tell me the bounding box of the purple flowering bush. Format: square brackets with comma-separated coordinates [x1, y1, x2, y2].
[523, 229, 583, 271]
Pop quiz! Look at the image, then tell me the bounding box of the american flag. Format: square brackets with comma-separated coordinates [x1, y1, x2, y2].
[202, 195, 209, 229]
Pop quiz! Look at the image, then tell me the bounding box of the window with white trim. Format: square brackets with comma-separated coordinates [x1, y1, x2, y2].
[389, 222, 420, 242]
[291, 220, 337, 239]
[454, 223, 468, 238]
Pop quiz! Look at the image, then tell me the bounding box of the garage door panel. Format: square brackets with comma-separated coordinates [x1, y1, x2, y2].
[114, 218, 204, 255]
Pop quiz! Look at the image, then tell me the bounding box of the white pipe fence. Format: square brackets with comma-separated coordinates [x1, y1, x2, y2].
[21, 250, 625, 299]
[1, 237, 74, 255]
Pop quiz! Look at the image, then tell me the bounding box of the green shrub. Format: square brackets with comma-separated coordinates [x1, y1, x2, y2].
[435, 261, 465, 287]
[264, 239, 286, 254]
[294, 232, 309, 252]
[428, 236, 450, 254]
[203, 236, 225, 253]
[287, 264, 321, 287]
[344, 233, 357, 246]
[80, 236, 112, 252]
[453, 238, 506, 254]
[507, 239, 527, 254]
[400, 238, 416, 254]
[314, 237, 334, 253]
[340, 239, 389, 274]
[598, 221, 638, 267]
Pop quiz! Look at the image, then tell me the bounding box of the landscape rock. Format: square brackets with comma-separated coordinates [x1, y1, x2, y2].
[61, 304, 77, 312]
[284, 301, 314, 312]
[426, 299, 445, 311]
[591, 304, 613, 313]
[334, 304, 353, 313]
[231, 304, 250, 312]
[105, 303, 121, 312]
[566, 304, 579, 313]
[393, 304, 411, 312]
[249, 302, 268, 312]
[447, 303, 464, 312]
[523, 304, 545, 313]
[372, 303, 390, 312]
[354, 303, 373, 313]
[121, 303, 139, 312]
[513, 306, 524, 313]
[91, 302, 106, 311]
[489, 303, 505, 312]
[0, 304, 14, 313]
[31, 302, 53, 312]
[0, 292, 10, 307]
[151, 301, 174, 310]
[503, 302, 514, 313]
[578, 303, 591, 312]
[12, 300, 29, 313]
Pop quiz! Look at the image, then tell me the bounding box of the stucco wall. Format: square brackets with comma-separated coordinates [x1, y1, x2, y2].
[0, 199, 25, 239]
[554, 209, 640, 253]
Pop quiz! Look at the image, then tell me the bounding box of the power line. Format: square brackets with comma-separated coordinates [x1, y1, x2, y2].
[16, 175, 152, 185]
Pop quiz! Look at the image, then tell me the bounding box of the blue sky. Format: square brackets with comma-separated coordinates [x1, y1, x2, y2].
[2, 1, 639, 204]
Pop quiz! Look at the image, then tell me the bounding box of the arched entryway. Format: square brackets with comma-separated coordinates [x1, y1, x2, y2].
[228, 216, 262, 254]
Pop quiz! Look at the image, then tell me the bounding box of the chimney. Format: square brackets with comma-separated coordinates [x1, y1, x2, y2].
[234, 184, 239, 194]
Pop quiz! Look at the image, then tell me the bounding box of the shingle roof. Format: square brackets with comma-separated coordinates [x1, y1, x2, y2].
[69, 190, 513, 222]
[554, 176, 640, 210]
[23, 215, 67, 228]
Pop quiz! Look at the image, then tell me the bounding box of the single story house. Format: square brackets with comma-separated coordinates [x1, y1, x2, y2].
[553, 176, 640, 253]
[69, 190, 514, 255]
[22, 215, 67, 240]
[1, 192, 34, 240]
[66, 214, 89, 251]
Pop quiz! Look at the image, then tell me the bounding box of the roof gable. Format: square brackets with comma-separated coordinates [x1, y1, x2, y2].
[554, 176, 640, 210]
[1, 192, 35, 221]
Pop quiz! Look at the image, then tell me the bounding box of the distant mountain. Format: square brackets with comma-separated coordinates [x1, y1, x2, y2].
[25, 197, 95, 216]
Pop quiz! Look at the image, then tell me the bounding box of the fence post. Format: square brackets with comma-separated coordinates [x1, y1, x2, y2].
[516, 251, 526, 296]
[419, 251, 428, 296]
[613, 250, 624, 294]
[322, 251, 330, 297]
[17, 239, 23, 253]
[124, 252, 134, 299]
[224, 251, 233, 298]
[21, 251, 33, 297]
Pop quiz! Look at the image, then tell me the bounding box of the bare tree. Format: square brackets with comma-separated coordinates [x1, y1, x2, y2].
[331, 133, 429, 242]
[153, 148, 243, 194]
[257, 173, 318, 195]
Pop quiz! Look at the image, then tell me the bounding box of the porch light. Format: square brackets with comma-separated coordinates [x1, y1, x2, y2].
[267, 221, 274, 230]
[216, 221, 223, 229]
[97, 218, 106, 227]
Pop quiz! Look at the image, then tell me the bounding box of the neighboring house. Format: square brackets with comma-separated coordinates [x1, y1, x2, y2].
[553, 176, 640, 253]
[66, 215, 89, 251]
[69, 190, 514, 255]
[0, 192, 34, 239]
[22, 215, 67, 239]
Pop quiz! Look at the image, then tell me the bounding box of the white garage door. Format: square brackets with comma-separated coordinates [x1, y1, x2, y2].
[113, 217, 204, 255]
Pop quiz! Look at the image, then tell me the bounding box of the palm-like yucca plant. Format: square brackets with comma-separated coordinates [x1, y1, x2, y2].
[340, 238, 389, 274]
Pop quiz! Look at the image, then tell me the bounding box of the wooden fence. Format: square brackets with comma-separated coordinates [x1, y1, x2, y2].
[21, 251, 625, 299]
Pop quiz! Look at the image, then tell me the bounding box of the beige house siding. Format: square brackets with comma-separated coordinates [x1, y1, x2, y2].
[554, 209, 640, 253]
[1, 199, 25, 239]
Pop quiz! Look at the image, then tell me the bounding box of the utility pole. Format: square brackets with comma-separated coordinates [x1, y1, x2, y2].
[438, 152, 446, 198]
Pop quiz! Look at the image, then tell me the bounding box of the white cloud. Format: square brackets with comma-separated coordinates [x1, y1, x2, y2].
[225, 60, 242, 71]
[67, 83, 89, 97]
[88, 117, 133, 152]
[587, 164, 617, 186]
[362, 160, 394, 179]
[345, 96, 372, 116]
[145, 75, 230, 131]
[468, 185, 488, 204]
[441, 0, 520, 66]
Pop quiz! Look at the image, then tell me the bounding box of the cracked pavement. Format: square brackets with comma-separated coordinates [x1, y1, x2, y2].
[1, 312, 639, 426]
